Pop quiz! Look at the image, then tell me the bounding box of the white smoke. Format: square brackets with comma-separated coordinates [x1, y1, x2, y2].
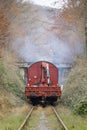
[9, 3, 85, 64]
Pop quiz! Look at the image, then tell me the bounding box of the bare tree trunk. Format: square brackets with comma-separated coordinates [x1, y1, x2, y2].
[84, 0, 87, 57]
[85, 16, 87, 57]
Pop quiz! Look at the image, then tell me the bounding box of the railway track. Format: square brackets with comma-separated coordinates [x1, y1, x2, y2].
[18, 106, 68, 130]
[18, 106, 34, 130]
[52, 107, 68, 130]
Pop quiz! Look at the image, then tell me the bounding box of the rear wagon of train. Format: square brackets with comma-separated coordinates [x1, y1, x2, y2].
[25, 61, 61, 104]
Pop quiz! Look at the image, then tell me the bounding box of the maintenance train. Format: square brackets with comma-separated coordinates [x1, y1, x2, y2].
[25, 61, 61, 104]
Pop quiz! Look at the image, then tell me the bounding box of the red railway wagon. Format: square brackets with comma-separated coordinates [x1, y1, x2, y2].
[25, 61, 61, 104]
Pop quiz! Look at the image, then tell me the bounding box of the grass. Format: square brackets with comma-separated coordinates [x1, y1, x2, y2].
[0, 51, 29, 129]
[45, 106, 63, 130]
[47, 113, 62, 130]
[0, 106, 29, 130]
[56, 104, 87, 130]
[62, 59, 87, 115]
[57, 59, 87, 129]
[24, 106, 63, 130]
[0, 51, 25, 103]
[23, 107, 41, 130]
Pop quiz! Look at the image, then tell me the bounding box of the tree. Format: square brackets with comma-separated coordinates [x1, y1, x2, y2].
[50, 0, 87, 58]
[67, 0, 87, 57]
[0, 0, 16, 57]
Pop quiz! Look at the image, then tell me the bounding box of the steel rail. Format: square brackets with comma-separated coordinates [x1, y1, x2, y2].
[18, 106, 34, 130]
[52, 107, 68, 130]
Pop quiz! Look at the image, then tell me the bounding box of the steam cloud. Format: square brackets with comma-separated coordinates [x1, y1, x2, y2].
[9, 3, 85, 64]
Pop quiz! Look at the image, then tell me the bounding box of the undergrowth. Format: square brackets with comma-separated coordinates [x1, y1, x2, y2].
[62, 59, 87, 115]
[0, 51, 26, 112]
[0, 51, 29, 129]
[74, 97, 87, 115]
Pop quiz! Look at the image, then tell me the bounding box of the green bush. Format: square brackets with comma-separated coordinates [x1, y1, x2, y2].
[62, 59, 87, 115]
[74, 97, 87, 115]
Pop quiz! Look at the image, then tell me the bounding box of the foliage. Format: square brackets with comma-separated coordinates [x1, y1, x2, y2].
[74, 97, 87, 115]
[0, 51, 29, 130]
[62, 59, 87, 115]
[57, 105, 87, 130]
[0, 51, 26, 112]
[52, 0, 87, 35]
